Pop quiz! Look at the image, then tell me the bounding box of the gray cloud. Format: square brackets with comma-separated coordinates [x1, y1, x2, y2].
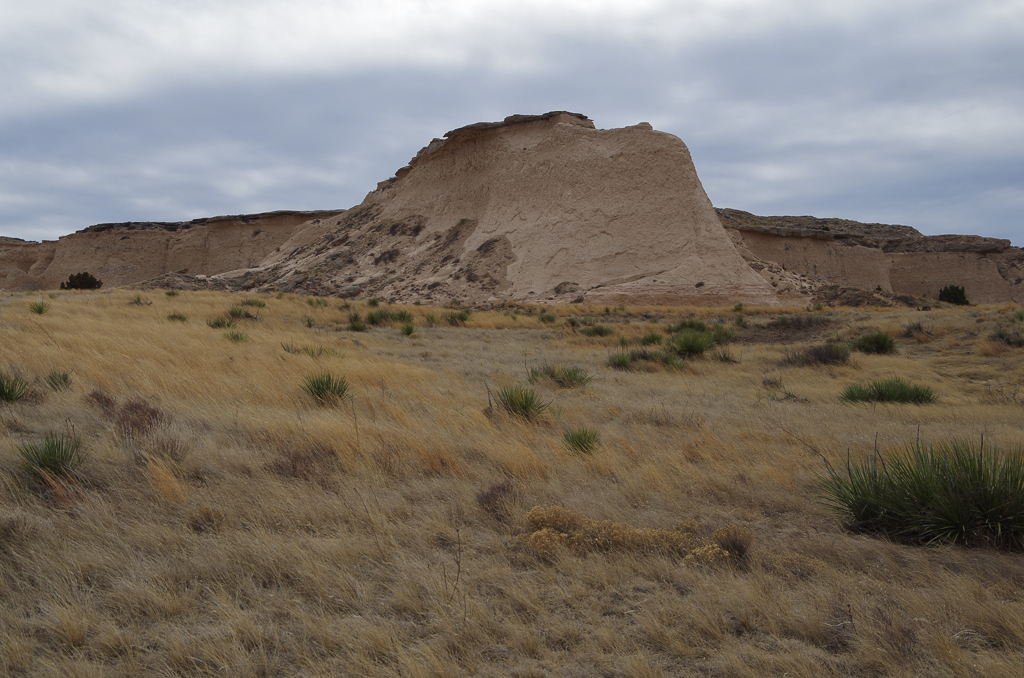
[1, 1, 1021, 244]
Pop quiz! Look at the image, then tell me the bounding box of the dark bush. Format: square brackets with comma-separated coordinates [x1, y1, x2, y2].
[938, 285, 969, 305]
[852, 331, 897, 354]
[59, 272, 103, 290]
[819, 440, 1024, 549]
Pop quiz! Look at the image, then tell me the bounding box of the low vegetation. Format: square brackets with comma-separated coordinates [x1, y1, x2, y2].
[0, 291, 1021, 676]
[840, 377, 937, 404]
[820, 440, 1024, 549]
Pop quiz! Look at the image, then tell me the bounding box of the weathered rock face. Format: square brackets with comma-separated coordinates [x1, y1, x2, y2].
[720, 209, 1024, 304]
[0, 211, 340, 291]
[231, 112, 779, 305]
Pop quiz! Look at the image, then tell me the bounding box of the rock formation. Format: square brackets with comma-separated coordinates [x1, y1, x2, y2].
[720, 209, 1024, 304]
[0, 211, 339, 292]
[3, 112, 1020, 306]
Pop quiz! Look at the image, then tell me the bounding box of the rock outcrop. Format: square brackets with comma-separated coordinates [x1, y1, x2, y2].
[216, 112, 779, 305]
[719, 209, 1024, 304]
[0, 211, 340, 291]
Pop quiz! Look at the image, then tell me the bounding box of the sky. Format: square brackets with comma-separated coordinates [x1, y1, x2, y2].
[1, 0, 1022, 245]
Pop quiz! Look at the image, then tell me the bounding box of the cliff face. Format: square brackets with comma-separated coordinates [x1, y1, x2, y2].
[0, 211, 340, 291]
[719, 209, 1024, 304]
[228, 112, 779, 305]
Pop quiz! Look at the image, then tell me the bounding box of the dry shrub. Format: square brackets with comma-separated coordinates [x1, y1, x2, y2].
[520, 505, 752, 562]
[267, 442, 339, 482]
[117, 400, 166, 437]
[188, 506, 225, 533]
[476, 480, 520, 522]
[86, 390, 116, 416]
[712, 525, 754, 560]
[37, 470, 86, 506]
[145, 456, 187, 504]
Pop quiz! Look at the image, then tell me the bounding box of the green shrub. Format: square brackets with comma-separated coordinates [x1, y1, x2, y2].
[819, 440, 1024, 549]
[392, 310, 413, 323]
[19, 432, 84, 481]
[607, 349, 684, 371]
[581, 325, 613, 337]
[852, 331, 897, 354]
[539, 311, 557, 323]
[0, 371, 30, 402]
[991, 327, 1024, 347]
[638, 331, 663, 346]
[348, 320, 367, 332]
[303, 316, 316, 328]
[424, 314, 437, 326]
[938, 285, 969, 305]
[840, 377, 936, 404]
[495, 386, 550, 420]
[365, 310, 392, 326]
[766, 314, 830, 330]
[207, 317, 234, 329]
[401, 323, 415, 336]
[367, 298, 380, 308]
[443, 310, 472, 326]
[563, 428, 601, 454]
[1012, 310, 1024, 322]
[665, 319, 709, 334]
[306, 297, 329, 308]
[241, 298, 266, 308]
[669, 330, 716, 357]
[784, 342, 851, 366]
[711, 324, 735, 345]
[128, 294, 150, 306]
[302, 373, 351, 404]
[733, 303, 744, 313]
[224, 330, 249, 343]
[46, 370, 72, 392]
[528, 364, 593, 388]
[712, 347, 739, 363]
[29, 300, 50, 315]
[59, 272, 102, 290]
[167, 312, 188, 322]
[165, 289, 179, 297]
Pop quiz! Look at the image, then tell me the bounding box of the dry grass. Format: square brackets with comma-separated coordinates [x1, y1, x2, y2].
[1, 290, 1023, 676]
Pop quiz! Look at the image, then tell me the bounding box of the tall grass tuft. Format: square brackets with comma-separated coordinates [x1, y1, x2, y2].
[840, 377, 936, 404]
[528, 364, 593, 388]
[0, 371, 30, 402]
[852, 331, 897, 354]
[207, 317, 234, 329]
[29, 300, 50, 315]
[669, 330, 717, 357]
[302, 373, 351, 404]
[563, 428, 601, 454]
[46, 370, 72, 392]
[19, 431, 85, 482]
[224, 330, 249, 343]
[819, 440, 1024, 549]
[495, 386, 550, 420]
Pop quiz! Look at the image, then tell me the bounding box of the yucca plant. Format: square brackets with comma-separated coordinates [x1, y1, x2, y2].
[495, 386, 550, 420]
[852, 331, 897, 354]
[164, 289, 179, 297]
[19, 431, 85, 482]
[304, 316, 317, 328]
[167, 312, 188, 322]
[224, 330, 249, 343]
[563, 428, 601, 454]
[207, 317, 234, 329]
[401, 323, 415, 336]
[392, 310, 413, 323]
[0, 371, 30, 402]
[46, 370, 72, 391]
[669, 330, 717, 357]
[840, 377, 936, 404]
[29, 300, 50, 315]
[241, 298, 266, 308]
[639, 331, 663, 346]
[528, 364, 593, 388]
[306, 297, 329, 308]
[302, 373, 351, 404]
[819, 440, 1024, 549]
[581, 325, 613, 337]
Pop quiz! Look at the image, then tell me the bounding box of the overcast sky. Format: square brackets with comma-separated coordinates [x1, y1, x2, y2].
[2, 0, 1022, 245]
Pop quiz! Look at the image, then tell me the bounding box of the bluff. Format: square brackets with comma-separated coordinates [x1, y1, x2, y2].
[720, 209, 1024, 304]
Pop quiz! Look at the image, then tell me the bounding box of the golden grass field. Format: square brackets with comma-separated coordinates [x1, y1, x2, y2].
[1, 289, 1022, 677]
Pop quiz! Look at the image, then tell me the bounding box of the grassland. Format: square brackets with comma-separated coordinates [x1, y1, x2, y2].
[1, 289, 1022, 677]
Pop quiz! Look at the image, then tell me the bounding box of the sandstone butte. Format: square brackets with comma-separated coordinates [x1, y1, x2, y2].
[2, 112, 1022, 305]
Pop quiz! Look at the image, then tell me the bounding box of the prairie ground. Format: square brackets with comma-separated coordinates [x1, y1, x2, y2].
[1, 289, 1022, 677]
